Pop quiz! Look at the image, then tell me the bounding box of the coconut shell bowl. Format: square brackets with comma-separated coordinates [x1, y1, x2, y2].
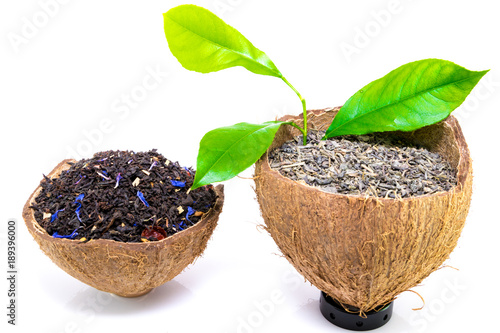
[23, 159, 224, 297]
[255, 107, 472, 323]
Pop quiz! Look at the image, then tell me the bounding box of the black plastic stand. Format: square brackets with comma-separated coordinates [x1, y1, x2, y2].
[319, 292, 393, 331]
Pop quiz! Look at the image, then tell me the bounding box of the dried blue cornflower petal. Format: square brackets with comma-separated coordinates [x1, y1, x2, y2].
[96, 171, 111, 180]
[186, 206, 195, 223]
[50, 208, 65, 223]
[75, 205, 82, 222]
[53, 228, 78, 239]
[137, 191, 150, 207]
[114, 173, 122, 189]
[75, 194, 84, 222]
[148, 161, 158, 171]
[178, 220, 186, 231]
[170, 180, 186, 187]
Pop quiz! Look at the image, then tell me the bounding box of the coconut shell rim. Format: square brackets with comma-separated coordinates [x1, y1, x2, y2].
[22, 158, 225, 250]
[258, 107, 471, 203]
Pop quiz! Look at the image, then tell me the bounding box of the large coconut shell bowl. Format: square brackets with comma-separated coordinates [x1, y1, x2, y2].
[254, 107, 472, 313]
[23, 159, 224, 297]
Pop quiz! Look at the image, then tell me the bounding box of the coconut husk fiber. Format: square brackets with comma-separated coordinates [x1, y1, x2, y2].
[23, 159, 224, 297]
[254, 107, 472, 313]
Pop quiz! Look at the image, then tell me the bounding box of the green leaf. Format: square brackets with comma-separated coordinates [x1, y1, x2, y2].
[324, 59, 489, 138]
[192, 121, 285, 189]
[163, 5, 282, 77]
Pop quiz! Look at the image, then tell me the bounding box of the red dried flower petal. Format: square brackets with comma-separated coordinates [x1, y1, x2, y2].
[141, 226, 167, 240]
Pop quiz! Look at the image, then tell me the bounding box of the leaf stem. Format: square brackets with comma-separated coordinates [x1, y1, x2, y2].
[281, 76, 307, 145]
[286, 121, 305, 133]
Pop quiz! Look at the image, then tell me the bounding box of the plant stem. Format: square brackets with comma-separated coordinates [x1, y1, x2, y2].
[281, 76, 307, 145]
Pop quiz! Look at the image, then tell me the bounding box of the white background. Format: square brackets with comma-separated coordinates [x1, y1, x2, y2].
[1, 0, 499, 332]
